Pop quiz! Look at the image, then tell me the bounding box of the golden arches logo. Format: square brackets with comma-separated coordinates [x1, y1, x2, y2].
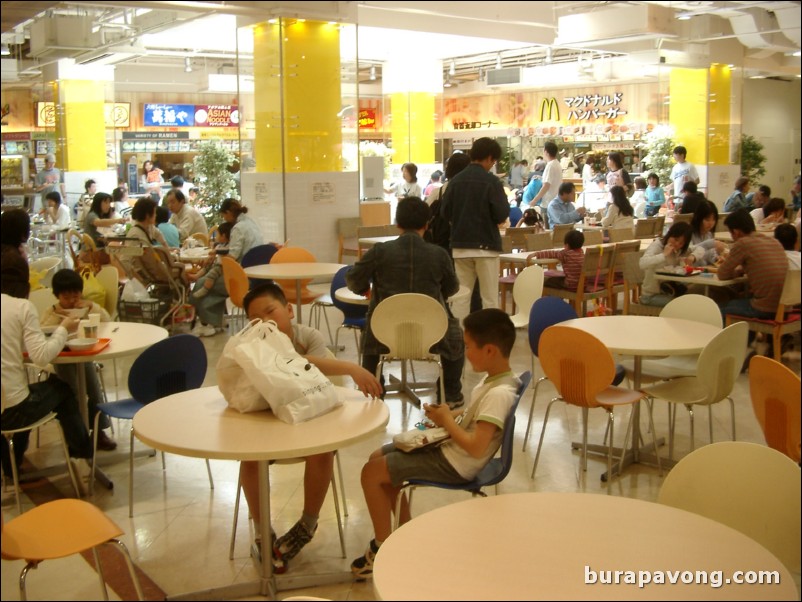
[540, 97, 559, 121]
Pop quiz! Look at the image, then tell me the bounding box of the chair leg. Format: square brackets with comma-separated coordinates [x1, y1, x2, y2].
[205, 459, 214, 490]
[531, 398, 559, 479]
[605, 410, 615, 482]
[772, 327, 781, 360]
[668, 403, 675, 461]
[107, 539, 145, 601]
[6, 435, 22, 514]
[335, 451, 348, 517]
[727, 397, 736, 441]
[687, 405, 695, 452]
[128, 427, 135, 518]
[580, 407, 589, 472]
[522, 376, 546, 452]
[54, 421, 81, 499]
[645, 398, 663, 476]
[230, 473, 241, 560]
[707, 405, 714, 444]
[90, 413, 101, 497]
[320, 305, 333, 346]
[92, 547, 110, 600]
[329, 473, 346, 558]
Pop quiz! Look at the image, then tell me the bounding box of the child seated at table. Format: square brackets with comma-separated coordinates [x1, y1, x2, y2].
[189, 221, 233, 299]
[236, 282, 382, 573]
[638, 222, 704, 307]
[532, 229, 585, 291]
[39, 269, 117, 451]
[351, 309, 520, 579]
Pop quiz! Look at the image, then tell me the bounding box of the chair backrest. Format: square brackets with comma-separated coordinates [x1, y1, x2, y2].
[509, 206, 523, 226]
[370, 293, 447, 360]
[511, 264, 544, 322]
[694, 321, 748, 405]
[634, 218, 654, 238]
[715, 213, 731, 232]
[525, 232, 553, 252]
[241, 244, 279, 269]
[607, 227, 635, 243]
[358, 225, 394, 239]
[189, 232, 209, 247]
[538, 325, 614, 409]
[208, 224, 219, 244]
[778, 268, 801, 309]
[671, 213, 693, 225]
[551, 223, 574, 246]
[749, 355, 801, 463]
[652, 215, 666, 236]
[612, 240, 641, 272]
[330, 265, 368, 320]
[338, 216, 361, 238]
[657, 441, 801, 573]
[95, 265, 119, 319]
[508, 226, 540, 249]
[28, 256, 61, 288]
[622, 251, 645, 287]
[660, 294, 722, 329]
[582, 229, 604, 246]
[221, 256, 250, 309]
[528, 296, 578, 358]
[473, 371, 533, 487]
[29, 287, 57, 317]
[269, 246, 317, 300]
[67, 229, 82, 266]
[578, 244, 617, 290]
[128, 334, 207, 405]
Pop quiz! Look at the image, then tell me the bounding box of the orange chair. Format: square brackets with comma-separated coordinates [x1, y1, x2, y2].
[220, 255, 250, 309]
[1, 499, 144, 600]
[531, 325, 661, 480]
[269, 247, 320, 306]
[749, 355, 801, 463]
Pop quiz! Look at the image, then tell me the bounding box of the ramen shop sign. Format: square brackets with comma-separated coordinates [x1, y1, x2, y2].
[195, 105, 239, 127]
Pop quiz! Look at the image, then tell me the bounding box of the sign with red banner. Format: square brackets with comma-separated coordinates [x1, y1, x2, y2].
[358, 109, 376, 130]
[195, 105, 239, 127]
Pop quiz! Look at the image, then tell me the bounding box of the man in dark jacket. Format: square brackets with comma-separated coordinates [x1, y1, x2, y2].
[347, 197, 465, 408]
[440, 137, 509, 318]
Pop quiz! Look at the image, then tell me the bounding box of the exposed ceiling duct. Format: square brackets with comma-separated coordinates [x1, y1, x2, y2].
[555, 3, 677, 47]
[727, 7, 798, 54]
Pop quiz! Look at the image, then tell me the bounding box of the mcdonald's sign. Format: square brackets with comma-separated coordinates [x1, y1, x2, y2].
[540, 97, 560, 122]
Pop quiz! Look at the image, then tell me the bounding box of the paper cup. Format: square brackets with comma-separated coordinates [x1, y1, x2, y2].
[88, 313, 101, 328]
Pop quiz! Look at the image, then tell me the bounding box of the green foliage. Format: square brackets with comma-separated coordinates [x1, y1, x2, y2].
[642, 125, 675, 186]
[192, 140, 238, 227]
[739, 134, 767, 186]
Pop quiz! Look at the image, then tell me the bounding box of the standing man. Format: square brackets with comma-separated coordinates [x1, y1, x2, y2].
[34, 153, 66, 214]
[547, 182, 586, 225]
[441, 137, 509, 317]
[529, 141, 562, 215]
[669, 145, 700, 203]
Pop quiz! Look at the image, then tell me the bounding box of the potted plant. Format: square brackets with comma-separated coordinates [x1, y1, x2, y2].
[739, 134, 767, 186]
[642, 125, 675, 185]
[191, 139, 239, 227]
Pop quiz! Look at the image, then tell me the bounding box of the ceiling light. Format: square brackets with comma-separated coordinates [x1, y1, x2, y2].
[184, 57, 192, 73]
[544, 47, 553, 65]
[0, 44, 10, 57]
[677, 12, 692, 20]
[496, 54, 502, 69]
[369, 65, 376, 81]
[793, 50, 801, 57]
[449, 60, 456, 76]
[443, 76, 453, 88]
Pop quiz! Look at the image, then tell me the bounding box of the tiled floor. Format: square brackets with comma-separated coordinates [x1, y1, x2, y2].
[2, 305, 799, 601]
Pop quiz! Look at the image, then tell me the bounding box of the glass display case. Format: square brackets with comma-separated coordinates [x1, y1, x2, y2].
[1, 155, 29, 189]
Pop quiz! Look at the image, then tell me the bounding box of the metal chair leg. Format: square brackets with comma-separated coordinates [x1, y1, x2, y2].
[531, 398, 559, 479]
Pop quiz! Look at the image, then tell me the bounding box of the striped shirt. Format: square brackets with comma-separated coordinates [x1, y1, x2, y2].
[717, 233, 788, 313]
[533, 247, 585, 291]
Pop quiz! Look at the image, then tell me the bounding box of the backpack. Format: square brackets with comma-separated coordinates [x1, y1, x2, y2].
[424, 186, 451, 251]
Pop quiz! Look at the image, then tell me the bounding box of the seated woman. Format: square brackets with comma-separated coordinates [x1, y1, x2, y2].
[39, 269, 116, 451]
[690, 200, 728, 266]
[639, 222, 704, 307]
[750, 197, 787, 227]
[601, 185, 635, 230]
[515, 207, 544, 230]
[42, 191, 71, 228]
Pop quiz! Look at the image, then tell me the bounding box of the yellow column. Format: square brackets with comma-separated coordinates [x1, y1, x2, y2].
[54, 78, 106, 171]
[252, 19, 342, 173]
[384, 60, 440, 164]
[668, 68, 708, 167]
[708, 64, 732, 166]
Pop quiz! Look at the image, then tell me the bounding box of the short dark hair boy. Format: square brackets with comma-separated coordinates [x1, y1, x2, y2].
[564, 229, 584, 249]
[463, 308, 516, 357]
[774, 223, 798, 251]
[243, 281, 287, 316]
[396, 197, 430, 231]
[51, 268, 84, 296]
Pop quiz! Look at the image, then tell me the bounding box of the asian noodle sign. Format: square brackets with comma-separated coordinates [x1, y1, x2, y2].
[358, 109, 376, 130]
[564, 92, 627, 120]
[195, 105, 239, 127]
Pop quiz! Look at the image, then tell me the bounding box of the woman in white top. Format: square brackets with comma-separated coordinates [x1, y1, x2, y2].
[601, 186, 635, 230]
[42, 191, 71, 228]
[690, 200, 727, 266]
[639, 222, 704, 307]
[581, 153, 596, 191]
[749, 197, 786, 226]
[387, 163, 422, 199]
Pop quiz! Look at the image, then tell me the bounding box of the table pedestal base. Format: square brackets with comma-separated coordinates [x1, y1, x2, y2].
[385, 362, 438, 408]
[570, 437, 670, 481]
[165, 569, 356, 600]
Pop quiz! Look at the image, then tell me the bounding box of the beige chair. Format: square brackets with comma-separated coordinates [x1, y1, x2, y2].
[509, 264, 544, 329]
[657, 441, 801, 574]
[715, 213, 731, 232]
[725, 269, 800, 360]
[671, 213, 693, 225]
[608, 240, 641, 312]
[607, 227, 635, 243]
[337, 217, 361, 263]
[582, 229, 603, 246]
[525, 232, 553, 252]
[542, 244, 617, 316]
[634, 218, 656, 239]
[28, 256, 62, 289]
[749, 355, 801, 464]
[550, 223, 575, 246]
[28, 287, 58, 318]
[95, 264, 119, 320]
[642, 322, 748, 459]
[357, 225, 397, 257]
[188, 231, 209, 247]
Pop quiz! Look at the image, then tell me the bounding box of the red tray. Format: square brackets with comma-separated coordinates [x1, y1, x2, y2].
[59, 338, 111, 357]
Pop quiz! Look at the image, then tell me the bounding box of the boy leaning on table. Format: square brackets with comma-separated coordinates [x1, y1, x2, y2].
[351, 309, 520, 579]
[238, 282, 382, 573]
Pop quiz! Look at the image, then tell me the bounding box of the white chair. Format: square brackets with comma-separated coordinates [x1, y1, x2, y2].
[658, 441, 801, 574]
[28, 287, 57, 318]
[642, 322, 748, 459]
[509, 264, 544, 329]
[28, 256, 62, 289]
[372, 293, 448, 406]
[95, 265, 119, 320]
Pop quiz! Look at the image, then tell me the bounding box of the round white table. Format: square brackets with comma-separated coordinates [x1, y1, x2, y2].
[373, 492, 798, 601]
[133, 385, 389, 599]
[560, 316, 721, 477]
[244, 262, 345, 323]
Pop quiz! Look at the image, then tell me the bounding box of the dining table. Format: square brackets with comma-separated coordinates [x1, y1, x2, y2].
[559, 316, 720, 479]
[133, 385, 389, 600]
[243, 262, 345, 323]
[372, 492, 798, 601]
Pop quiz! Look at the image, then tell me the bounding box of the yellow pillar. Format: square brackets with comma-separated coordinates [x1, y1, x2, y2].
[708, 64, 732, 166]
[252, 19, 342, 173]
[668, 68, 708, 167]
[384, 60, 440, 164]
[54, 78, 106, 172]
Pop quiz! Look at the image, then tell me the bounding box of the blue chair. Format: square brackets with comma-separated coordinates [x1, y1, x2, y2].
[509, 205, 523, 226]
[90, 335, 214, 517]
[330, 266, 368, 361]
[522, 298, 625, 452]
[392, 372, 532, 529]
[241, 243, 279, 289]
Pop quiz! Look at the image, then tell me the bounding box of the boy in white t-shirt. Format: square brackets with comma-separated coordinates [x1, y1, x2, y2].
[351, 309, 520, 578]
[669, 145, 700, 200]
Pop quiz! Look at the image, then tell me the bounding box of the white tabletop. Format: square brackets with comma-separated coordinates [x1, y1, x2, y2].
[373, 492, 798, 601]
[50, 321, 169, 365]
[334, 285, 471, 306]
[178, 247, 211, 263]
[243, 262, 346, 281]
[654, 271, 747, 287]
[133, 385, 389, 461]
[560, 316, 720, 357]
